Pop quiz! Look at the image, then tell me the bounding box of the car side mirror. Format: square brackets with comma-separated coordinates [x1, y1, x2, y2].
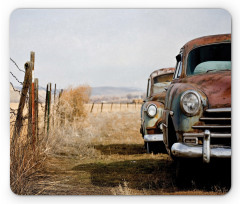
[176, 54, 182, 62]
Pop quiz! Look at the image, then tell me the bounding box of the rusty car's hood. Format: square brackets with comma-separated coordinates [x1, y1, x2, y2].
[150, 92, 166, 103]
[179, 71, 231, 109]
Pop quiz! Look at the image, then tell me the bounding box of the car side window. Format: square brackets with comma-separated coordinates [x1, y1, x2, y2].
[176, 61, 182, 78]
[146, 79, 151, 98]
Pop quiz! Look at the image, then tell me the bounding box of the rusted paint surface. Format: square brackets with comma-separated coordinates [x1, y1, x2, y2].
[180, 34, 231, 79]
[180, 71, 231, 108]
[148, 68, 175, 101]
[164, 34, 231, 147]
[141, 67, 175, 136]
[149, 67, 175, 80]
[142, 101, 164, 133]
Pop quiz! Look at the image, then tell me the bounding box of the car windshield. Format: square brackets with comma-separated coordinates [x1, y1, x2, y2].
[152, 73, 173, 94]
[186, 43, 231, 76]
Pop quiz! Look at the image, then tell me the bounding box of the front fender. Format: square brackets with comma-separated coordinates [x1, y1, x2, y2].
[166, 83, 208, 141]
[141, 101, 164, 135]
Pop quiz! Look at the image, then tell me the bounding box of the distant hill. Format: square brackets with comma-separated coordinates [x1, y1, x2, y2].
[10, 85, 47, 103]
[10, 86, 144, 103]
[91, 86, 144, 96]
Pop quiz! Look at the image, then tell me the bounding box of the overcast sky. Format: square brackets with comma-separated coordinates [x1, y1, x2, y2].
[9, 9, 231, 90]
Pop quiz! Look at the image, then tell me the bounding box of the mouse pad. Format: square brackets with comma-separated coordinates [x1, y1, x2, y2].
[10, 8, 231, 195]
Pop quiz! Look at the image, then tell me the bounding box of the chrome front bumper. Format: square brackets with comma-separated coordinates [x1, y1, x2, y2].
[171, 130, 231, 163]
[144, 134, 163, 142]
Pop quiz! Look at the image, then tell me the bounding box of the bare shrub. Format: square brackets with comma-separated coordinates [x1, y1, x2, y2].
[45, 85, 99, 158]
[10, 120, 45, 195]
[58, 85, 91, 122]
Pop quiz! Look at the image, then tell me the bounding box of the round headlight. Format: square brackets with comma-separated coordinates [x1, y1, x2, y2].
[147, 104, 157, 117]
[180, 90, 201, 116]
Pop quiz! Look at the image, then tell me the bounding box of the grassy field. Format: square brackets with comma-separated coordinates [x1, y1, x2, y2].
[10, 93, 230, 195]
[84, 103, 142, 113]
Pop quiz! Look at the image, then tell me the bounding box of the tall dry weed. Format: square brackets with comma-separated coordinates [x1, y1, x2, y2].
[45, 85, 98, 158]
[58, 85, 91, 122]
[10, 119, 45, 195]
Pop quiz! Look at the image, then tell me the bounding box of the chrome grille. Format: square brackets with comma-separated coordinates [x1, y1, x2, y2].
[192, 107, 231, 131]
[189, 108, 231, 146]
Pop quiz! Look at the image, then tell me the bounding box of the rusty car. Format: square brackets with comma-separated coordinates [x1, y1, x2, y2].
[162, 34, 231, 170]
[140, 68, 175, 153]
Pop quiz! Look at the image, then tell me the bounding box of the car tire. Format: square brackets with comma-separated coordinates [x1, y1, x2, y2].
[145, 142, 156, 154]
[175, 159, 194, 188]
[145, 142, 166, 154]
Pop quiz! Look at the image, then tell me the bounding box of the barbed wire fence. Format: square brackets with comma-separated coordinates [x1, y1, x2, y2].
[10, 52, 61, 194]
[10, 54, 59, 145]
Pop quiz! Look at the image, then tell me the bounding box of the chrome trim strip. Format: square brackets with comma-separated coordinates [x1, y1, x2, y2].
[144, 134, 163, 142]
[183, 137, 198, 145]
[183, 133, 231, 138]
[171, 143, 231, 159]
[192, 125, 231, 129]
[205, 107, 231, 113]
[211, 133, 231, 138]
[162, 123, 167, 128]
[203, 130, 211, 163]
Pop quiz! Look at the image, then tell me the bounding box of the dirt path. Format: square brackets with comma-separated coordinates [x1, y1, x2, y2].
[33, 143, 230, 195]
[29, 112, 230, 195]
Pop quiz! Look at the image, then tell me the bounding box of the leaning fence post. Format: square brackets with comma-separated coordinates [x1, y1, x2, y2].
[28, 63, 33, 142]
[30, 52, 36, 151]
[12, 62, 32, 145]
[90, 102, 95, 113]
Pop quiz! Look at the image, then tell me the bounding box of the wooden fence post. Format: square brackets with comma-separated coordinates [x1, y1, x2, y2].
[101, 102, 103, 112]
[12, 62, 32, 145]
[30, 52, 35, 151]
[53, 83, 56, 127]
[47, 83, 51, 135]
[90, 102, 94, 113]
[111, 102, 113, 112]
[28, 63, 33, 142]
[120, 102, 121, 111]
[34, 78, 38, 143]
[44, 84, 48, 132]
[58, 89, 63, 125]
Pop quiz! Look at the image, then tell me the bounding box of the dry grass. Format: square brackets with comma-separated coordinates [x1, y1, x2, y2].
[31, 110, 230, 195]
[10, 85, 230, 195]
[84, 103, 142, 113]
[45, 85, 99, 158]
[10, 105, 46, 195]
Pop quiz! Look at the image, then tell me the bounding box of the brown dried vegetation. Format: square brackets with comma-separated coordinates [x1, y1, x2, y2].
[10, 85, 230, 195]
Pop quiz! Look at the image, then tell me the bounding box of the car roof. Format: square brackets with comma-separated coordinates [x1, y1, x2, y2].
[149, 67, 175, 79]
[182, 34, 231, 56]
